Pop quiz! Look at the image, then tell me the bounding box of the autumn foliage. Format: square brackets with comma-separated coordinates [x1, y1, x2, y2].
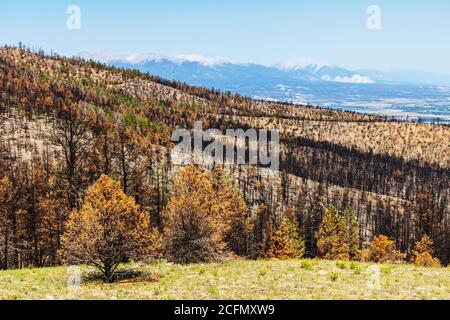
[59, 175, 159, 282]
[266, 218, 304, 260]
[362, 235, 405, 263]
[316, 207, 349, 260]
[212, 168, 253, 257]
[0, 46, 449, 272]
[163, 166, 234, 263]
[411, 234, 441, 267]
[0, 177, 13, 269]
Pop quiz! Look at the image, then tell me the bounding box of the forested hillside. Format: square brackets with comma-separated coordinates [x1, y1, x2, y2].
[0, 45, 449, 271]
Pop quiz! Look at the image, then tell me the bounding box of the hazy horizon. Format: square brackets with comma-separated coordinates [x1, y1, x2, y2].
[1, 0, 450, 74]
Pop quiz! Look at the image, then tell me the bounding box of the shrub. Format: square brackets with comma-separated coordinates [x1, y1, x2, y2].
[362, 235, 405, 263]
[329, 272, 339, 282]
[414, 252, 441, 268]
[300, 260, 314, 270]
[411, 235, 441, 267]
[59, 175, 158, 283]
[349, 261, 362, 274]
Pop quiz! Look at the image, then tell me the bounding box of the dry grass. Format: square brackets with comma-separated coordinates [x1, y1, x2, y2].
[0, 259, 448, 300]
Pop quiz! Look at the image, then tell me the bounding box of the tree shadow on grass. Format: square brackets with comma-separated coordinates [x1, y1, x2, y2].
[83, 269, 161, 284]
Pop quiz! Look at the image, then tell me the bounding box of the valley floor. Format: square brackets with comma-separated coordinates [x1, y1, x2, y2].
[0, 259, 448, 300]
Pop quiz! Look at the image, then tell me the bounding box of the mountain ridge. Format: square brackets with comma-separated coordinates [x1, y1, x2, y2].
[75, 52, 450, 122]
[78, 51, 450, 86]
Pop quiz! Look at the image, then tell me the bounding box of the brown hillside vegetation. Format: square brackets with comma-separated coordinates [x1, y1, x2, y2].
[0, 45, 449, 271]
[2, 47, 448, 167]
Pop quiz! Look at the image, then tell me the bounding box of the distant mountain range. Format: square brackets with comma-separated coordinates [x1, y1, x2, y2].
[78, 52, 450, 122]
[79, 52, 450, 87]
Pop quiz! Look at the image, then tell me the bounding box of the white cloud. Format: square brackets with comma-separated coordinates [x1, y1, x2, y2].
[322, 74, 375, 84]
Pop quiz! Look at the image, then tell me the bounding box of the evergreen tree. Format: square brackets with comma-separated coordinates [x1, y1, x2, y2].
[411, 234, 441, 267]
[343, 205, 360, 260]
[162, 166, 229, 264]
[0, 177, 13, 269]
[316, 207, 350, 261]
[60, 175, 157, 283]
[266, 218, 297, 260]
[212, 167, 252, 257]
[362, 235, 405, 263]
[286, 218, 305, 258]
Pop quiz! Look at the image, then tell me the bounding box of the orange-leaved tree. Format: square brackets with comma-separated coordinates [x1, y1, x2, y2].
[362, 235, 405, 263]
[163, 166, 242, 264]
[212, 167, 252, 257]
[266, 218, 304, 260]
[59, 174, 159, 283]
[0, 177, 13, 269]
[411, 234, 441, 267]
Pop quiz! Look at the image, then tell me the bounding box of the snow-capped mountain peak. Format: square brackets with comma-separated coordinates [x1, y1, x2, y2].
[78, 51, 450, 87]
[77, 50, 228, 66]
[274, 60, 376, 84]
[170, 54, 227, 66]
[275, 59, 327, 72]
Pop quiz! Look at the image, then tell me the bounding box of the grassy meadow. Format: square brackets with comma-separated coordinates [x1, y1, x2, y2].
[0, 259, 448, 300]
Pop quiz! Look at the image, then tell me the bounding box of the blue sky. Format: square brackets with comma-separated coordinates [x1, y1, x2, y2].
[1, 0, 450, 73]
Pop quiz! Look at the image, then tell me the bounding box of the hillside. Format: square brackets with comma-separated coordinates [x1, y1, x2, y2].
[0, 259, 448, 300]
[0, 45, 449, 270]
[104, 55, 450, 123]
[3, 47, 448, 166]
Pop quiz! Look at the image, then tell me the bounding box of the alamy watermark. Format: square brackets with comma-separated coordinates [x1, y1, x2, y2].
[367, 5, 382, 30]
[67, 5, 81, 30]
[67, 265, 81, 289]
[171, 122, 280, 171]
[367, 265, 381, 290]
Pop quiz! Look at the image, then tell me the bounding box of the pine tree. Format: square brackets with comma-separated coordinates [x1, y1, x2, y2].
[162, 166, 229, 264]
[316, 207, 350, 260]
[362, 235, 405, 263]
[0, 177, 13, 269]
[265, 216, 305, 260]
[411, 193, 435, 239]
[411, 234, 441, 267]
[284, 207, 306, 258]
[59, 174, 156, 283]
[288, 220, 305, 259]
[266, 218, 297, 260]
[212, 167, 252, 257]
[343, 205, 360, 260]
[253, 203, 276, 258]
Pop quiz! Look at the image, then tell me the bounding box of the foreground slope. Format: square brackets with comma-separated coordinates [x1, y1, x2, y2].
[0, 260, 448, 300]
